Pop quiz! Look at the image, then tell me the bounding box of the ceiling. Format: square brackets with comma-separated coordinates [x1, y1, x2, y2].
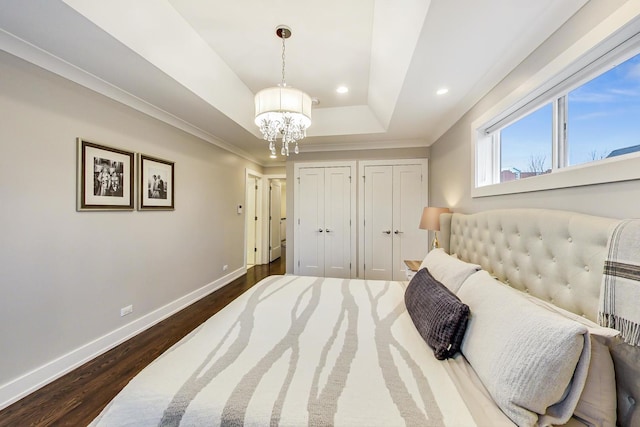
[0, 0, 587, 166]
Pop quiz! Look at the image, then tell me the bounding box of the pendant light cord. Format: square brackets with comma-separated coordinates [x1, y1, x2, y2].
[281, 33, 286, 86]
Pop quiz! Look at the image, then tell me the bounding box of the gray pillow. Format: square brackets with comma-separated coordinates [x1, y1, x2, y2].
[405, 268, 470, 360]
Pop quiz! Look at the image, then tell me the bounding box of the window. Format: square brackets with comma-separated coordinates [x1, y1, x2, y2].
[474, 26, 640, 195]
[567, 54, 640, 167]
[499, 103, 553, 182]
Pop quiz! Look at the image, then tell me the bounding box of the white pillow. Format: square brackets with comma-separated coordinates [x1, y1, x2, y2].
[519, 293, 619, 427]
[457, 271, 591, 427]
[418, 248, 480, 293]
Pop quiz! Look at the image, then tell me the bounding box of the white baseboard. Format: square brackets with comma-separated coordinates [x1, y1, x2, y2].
[0, 267, 246, 410]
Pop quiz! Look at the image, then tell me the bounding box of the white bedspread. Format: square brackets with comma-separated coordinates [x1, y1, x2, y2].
[90, 275, 513, 426]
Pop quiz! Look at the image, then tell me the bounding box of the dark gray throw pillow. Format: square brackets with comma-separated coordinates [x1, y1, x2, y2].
[405, 268, 470, 360]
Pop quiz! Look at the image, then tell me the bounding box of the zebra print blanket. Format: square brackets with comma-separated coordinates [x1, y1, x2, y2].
[90, 275, 509, 426]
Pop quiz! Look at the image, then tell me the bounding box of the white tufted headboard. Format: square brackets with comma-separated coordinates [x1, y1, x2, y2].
[438, 209, 639, 427]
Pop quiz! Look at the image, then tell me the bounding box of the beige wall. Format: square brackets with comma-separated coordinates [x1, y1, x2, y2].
[428, 0, 640, 219]
[0, 51, 261, 396]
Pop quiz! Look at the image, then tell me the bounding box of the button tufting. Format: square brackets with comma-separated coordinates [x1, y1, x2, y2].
[568, 237, 573, 243]
[537, 274, 542, 279]
[629, 396, 636, 406]
[539, 235, 543, 240]
[584, 266, 590, 272]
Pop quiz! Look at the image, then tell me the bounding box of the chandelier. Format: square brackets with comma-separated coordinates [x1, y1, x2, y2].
[254, 26, 312, 157]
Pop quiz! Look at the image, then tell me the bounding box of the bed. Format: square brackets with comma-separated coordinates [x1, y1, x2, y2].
[91, 209, 640, 427]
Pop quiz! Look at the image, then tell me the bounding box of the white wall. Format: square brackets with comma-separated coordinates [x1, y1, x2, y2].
[0, 51, 261, 406]
[428, 0, 640, 219]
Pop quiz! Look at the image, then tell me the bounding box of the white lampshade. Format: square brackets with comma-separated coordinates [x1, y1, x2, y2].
[254, 86, 312, 127]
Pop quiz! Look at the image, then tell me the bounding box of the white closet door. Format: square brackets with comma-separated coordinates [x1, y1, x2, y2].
[363, 165, 393, 280]
[324, 167, 351, 278]
[269, 180, 282, 262]
[392, 164, 425, 280]
[297, 168, 325, 276]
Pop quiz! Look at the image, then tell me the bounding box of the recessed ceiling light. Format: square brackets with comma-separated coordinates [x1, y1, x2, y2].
[436, 88, 449, 95]
[336, 86, 349, 94]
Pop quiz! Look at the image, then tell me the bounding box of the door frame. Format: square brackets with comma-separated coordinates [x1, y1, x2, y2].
[293, 161, 357, 277]
[269, 179, 282, 262]
[262, 173, 286, 264]
[357, 159, 428, 279]
[265, 174, 286, 263]
[245, 169, 264, 268]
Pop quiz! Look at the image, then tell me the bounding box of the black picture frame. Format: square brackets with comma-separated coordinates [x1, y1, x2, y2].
[139, 154, 175, 210]
[77, 138, 135, 211]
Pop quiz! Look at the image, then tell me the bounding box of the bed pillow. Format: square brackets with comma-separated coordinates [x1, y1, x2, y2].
[520, 293, 619, 427]
[418, 248, 480, 293]
[405, 268, 470, 360]
[457, 271, 591, 427]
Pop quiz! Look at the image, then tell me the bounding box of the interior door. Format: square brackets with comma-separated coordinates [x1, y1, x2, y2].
[297, 168, 325, 276]
[324, 167, 351, 278]
[363, 165, 393, 280]
[269, 180, 282, 262]
[246, 177, 257, 265]
[392, 164, 424, 279]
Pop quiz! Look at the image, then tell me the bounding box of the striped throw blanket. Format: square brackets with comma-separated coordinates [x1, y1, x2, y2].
[599, 219, 640, 346]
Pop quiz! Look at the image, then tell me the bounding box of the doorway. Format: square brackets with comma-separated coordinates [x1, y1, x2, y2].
[245, 171, 263, 267]
[246, 171, 286, 269]
[269, 179, 284, 262]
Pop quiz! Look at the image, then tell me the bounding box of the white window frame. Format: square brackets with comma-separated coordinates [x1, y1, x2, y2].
[472, 9, 640, 198]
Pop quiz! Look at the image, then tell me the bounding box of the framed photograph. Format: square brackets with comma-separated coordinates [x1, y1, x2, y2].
[77, 138, 135, 211]
[139, 154, 175, 210]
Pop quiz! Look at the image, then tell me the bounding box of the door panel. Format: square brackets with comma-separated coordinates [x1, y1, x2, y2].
[270, 180, 282, 262]
[246, 177, 257, 265]
[297, 168, 325, 276]
[363, 165, 393, 280]
[392, 165, 425, 279]
[324, 167, 351, 278]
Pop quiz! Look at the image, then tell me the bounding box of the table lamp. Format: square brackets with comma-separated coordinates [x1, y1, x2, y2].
[419, 207, 451, 249]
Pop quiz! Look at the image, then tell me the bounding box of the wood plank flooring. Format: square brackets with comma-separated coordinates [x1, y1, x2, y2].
[0, 256, 285, 426]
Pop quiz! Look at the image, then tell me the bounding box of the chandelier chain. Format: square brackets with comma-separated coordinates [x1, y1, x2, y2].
[281, 33, 286, 86]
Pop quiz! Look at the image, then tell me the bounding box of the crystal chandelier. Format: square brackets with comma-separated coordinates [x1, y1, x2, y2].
[254, 26, 312, 157]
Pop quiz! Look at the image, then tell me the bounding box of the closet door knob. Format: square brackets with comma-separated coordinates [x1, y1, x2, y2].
[382, 230, 391, 234]
[325, 228, 332, 233]
[394, 230, 403, 234]
[318, 228, 323, 233]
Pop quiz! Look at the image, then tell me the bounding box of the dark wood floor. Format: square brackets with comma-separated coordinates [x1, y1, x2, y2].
[0, 256, 286, 426]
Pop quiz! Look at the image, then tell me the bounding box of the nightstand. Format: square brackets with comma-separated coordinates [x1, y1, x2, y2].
[404, 260, 422, 281]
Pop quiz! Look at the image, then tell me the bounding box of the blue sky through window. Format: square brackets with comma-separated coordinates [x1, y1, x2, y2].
[568, 54, 640, 165]
[501, 103, 552, 173]
[501, 52, 640, 172]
